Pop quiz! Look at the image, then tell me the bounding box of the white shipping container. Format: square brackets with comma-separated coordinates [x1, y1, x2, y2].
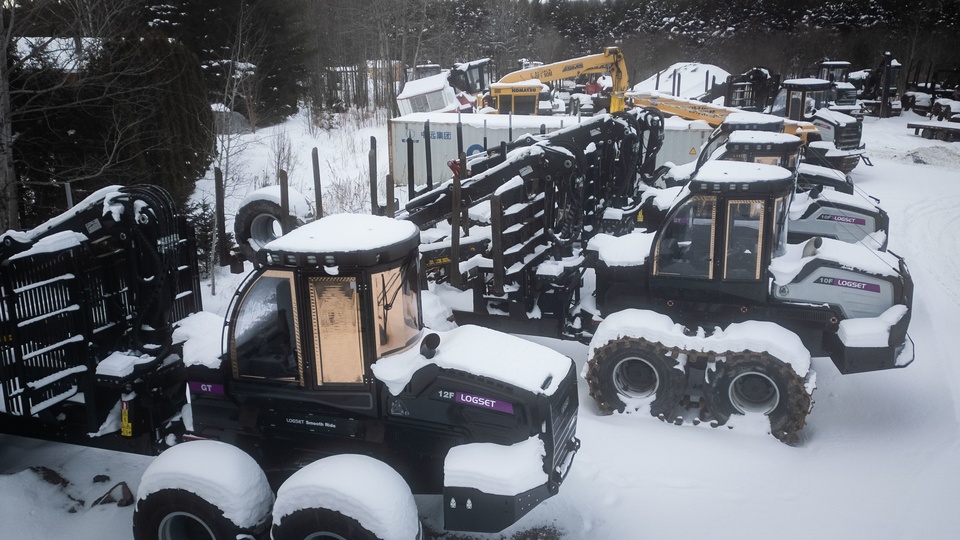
[388, 113, 714, 192]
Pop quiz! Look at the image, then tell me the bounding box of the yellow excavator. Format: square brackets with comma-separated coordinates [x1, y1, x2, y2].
[490, 47, 628, 115]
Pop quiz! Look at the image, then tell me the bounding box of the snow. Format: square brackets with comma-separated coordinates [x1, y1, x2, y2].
[237, 184, 312, 220]
[693, 160, 793, 183]
[837, 304, 909, 347]
[95, 351, 151, 378]
[172, 311, 226, 369]
[769, 237, 901, 286]
[272, 454, 420, 540]
[444, 436, 548, 496]
[727, 131, 801, 145]
[396, 72, 450, 98]
[633, 62, 731, 98]
[588, 230, 655, 266]
[136, 440, 273, 529]
[264, 212, 418, 254]
[4, 107, 960, 540]
[371, 326, 571, 397]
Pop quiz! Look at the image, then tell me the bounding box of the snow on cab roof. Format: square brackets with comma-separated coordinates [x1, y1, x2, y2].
[693, 160, 793, 184]
[727, 130, 802, 145]
[264, 213, 418, 255]
[724, 111, 785, 127]
[782, 78, 833, 88]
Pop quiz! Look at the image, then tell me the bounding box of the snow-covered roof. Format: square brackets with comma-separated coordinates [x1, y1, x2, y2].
[397, 72, 451, 99]
[264, 214, 418, 255]
[633, 62, 732, 98]
[783, 78, 833, 88]
[727, 131, 802, 146]
[724, 111, 785, 128]
[693, 160, 792, 184]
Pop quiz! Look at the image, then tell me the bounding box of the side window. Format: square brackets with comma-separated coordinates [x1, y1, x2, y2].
[371, 260, 421, 358]
[724, 200, 765, 280]
[232, 271, 301, 384]
[654, 195, 716, 279]
[308, 277, 365, 385]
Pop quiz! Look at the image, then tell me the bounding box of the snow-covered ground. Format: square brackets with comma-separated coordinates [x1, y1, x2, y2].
[3, 108, 960, 539]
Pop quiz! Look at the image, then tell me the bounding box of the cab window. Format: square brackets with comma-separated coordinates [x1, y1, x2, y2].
[724, 200, 765, 280]
[654, 195, 716, 279]
[232, 270, 301, 385]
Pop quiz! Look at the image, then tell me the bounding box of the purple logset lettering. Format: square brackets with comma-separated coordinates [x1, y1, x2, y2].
[815, 276, 881, 293]
[455, 391, 515, 414]
[188, 381, 225, 395]
[818, 214, 867, 225]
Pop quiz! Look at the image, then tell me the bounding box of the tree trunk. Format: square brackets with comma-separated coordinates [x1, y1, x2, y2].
[0, 9, 20, 231]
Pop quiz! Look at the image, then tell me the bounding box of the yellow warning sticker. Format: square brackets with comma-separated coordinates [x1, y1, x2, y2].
[689, 148, 697, 155]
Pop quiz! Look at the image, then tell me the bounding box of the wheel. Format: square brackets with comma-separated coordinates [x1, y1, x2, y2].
[272, 508, 381, 540]
[585, 337, 687, 418]
[234, 199, 305, 251]
[134, 441, 273, 540]
[922, 128, 934, 139]
[271, 455, 419, 540]
[703, 352, 812, 445]
[133, 489, 243, 540]
[936, 130, 949, 141]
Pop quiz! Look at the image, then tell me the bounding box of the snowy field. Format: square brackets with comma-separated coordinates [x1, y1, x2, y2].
[2, 108, 960, 539]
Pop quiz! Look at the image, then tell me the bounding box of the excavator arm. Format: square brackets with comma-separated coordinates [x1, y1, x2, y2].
[492, 47, 629, 114]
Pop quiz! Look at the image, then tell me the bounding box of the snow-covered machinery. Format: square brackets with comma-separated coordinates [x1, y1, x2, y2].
[655, 112, 889, 251]
[632, 75, 869, 174]
[399, 109, 914, 445]
[0, 187, 580, 537]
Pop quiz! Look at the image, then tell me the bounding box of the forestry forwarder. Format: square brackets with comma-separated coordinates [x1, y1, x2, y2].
[0, 185, 580, 538]
[400, 109, 914, 444]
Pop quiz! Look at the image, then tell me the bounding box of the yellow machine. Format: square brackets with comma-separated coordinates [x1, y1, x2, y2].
[490, 47, 628, 115]
[629, 90, 819, 143]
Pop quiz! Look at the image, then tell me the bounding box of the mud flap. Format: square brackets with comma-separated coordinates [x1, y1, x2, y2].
[444, 483, 552, 533]
[861, 154, 873, 166]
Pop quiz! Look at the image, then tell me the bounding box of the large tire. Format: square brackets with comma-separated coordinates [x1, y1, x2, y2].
[902, 95, 913, 111]
[132, 489, 244, 540]
[703, 352, 811, 445]
[271, 507, 381, 540]
[585, 337, 687, 418]
[234, 199, 306, 251]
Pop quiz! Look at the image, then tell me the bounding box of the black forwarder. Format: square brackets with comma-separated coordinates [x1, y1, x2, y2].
[399, 107, 913, 445]
[0, 185, 580, 538]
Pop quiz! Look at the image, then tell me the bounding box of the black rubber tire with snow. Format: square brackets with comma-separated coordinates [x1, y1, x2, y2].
[234, 199, 305, 251]
[132, 488, 245, 540]
[271, 507, 381, 540]
[703, 352, 812, 445]
[585, 337, 687, 418]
